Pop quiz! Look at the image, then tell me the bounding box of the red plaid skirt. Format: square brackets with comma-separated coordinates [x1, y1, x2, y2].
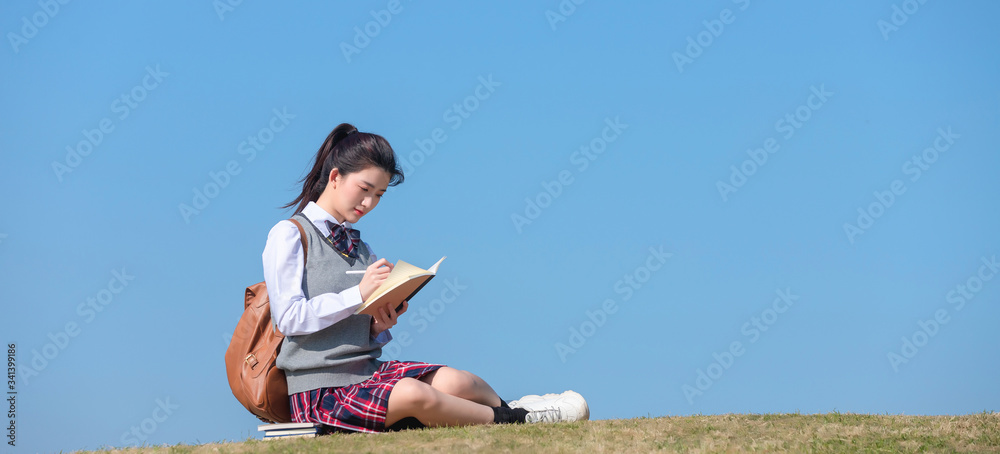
[288, 360, 444, 433]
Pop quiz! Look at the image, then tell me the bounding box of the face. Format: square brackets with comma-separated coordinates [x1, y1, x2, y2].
[322, 166, 391, 224]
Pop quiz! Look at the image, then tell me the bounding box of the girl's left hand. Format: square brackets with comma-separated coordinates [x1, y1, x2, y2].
[371, 300, 408, 337]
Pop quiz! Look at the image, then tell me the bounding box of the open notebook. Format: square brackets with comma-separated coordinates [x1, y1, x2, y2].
[355, 256, 446, 317]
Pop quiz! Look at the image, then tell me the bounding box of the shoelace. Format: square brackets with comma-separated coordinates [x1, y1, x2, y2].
[526, 406, 563, 423]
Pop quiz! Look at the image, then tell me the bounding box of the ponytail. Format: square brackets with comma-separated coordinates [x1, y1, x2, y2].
[282, 123, 404, 214]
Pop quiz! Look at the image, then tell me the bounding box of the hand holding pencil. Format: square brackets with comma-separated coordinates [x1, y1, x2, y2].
[357, 258, 393, 302]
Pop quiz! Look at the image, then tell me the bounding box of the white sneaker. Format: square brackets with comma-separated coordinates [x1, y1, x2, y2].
[508, 393, 559, 409]
[518, 390, 589, 423]
[524, 405, 565, 423]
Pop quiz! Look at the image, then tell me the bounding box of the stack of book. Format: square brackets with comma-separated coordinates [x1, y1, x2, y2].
[257, 422, 323, 440]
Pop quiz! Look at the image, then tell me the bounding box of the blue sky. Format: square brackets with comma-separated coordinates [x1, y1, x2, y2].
[1, 1, 998, 452]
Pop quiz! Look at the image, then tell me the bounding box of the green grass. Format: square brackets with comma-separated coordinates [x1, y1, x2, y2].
[79, 411, 1000, 453]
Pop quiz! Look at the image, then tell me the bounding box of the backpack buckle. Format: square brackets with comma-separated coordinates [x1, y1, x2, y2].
[245, 353, 258, 368]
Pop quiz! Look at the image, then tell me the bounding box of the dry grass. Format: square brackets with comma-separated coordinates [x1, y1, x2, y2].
[78, 411, 1000, 453]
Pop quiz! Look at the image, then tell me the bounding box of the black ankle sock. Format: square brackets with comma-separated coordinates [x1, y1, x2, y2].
[492, 406, 528, 424]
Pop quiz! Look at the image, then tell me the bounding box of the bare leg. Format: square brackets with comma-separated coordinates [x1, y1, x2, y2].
[385, 377, 494, 428]
[418, 367, 502, 407]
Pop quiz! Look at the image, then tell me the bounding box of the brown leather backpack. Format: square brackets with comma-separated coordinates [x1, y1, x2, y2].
[225, 218, 307, 424]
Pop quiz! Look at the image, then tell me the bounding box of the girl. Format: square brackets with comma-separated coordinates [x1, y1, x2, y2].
[261, 123, 588, 433]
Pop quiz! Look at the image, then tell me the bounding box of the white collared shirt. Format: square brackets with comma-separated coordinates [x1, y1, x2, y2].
[262, 201, 390, 342]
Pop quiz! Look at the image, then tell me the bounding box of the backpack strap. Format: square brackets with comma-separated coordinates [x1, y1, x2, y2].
[288, 218, 308, 266]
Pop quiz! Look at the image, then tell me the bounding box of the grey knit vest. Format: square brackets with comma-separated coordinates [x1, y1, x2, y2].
[275, 212, 383, 395]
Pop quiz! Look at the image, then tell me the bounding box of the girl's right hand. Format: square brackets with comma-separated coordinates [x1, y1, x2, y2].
[359, 258, 393, 302]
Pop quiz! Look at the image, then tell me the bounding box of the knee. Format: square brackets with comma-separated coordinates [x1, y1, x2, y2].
[438, 368, 481, 395]
[391, 378, 440, 412]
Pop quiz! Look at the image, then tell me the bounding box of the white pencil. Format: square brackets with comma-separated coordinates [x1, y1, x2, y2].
[345, 270, 365, 274]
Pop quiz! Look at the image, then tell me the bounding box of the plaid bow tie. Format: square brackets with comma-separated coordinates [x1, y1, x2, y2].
[324, 220, 361, 258]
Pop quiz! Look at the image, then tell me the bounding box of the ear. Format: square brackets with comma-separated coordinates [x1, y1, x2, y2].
[328, 168, 340, 187]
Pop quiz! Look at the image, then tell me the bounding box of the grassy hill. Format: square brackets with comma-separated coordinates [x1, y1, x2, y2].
[82, 412, 999, 453]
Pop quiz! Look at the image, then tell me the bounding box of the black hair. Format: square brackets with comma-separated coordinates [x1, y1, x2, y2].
[283, 123, 404, 213]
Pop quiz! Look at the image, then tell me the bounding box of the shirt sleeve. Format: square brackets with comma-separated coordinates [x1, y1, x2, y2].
[262, 220, 365, 336]
[372, 329, 393, 345]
